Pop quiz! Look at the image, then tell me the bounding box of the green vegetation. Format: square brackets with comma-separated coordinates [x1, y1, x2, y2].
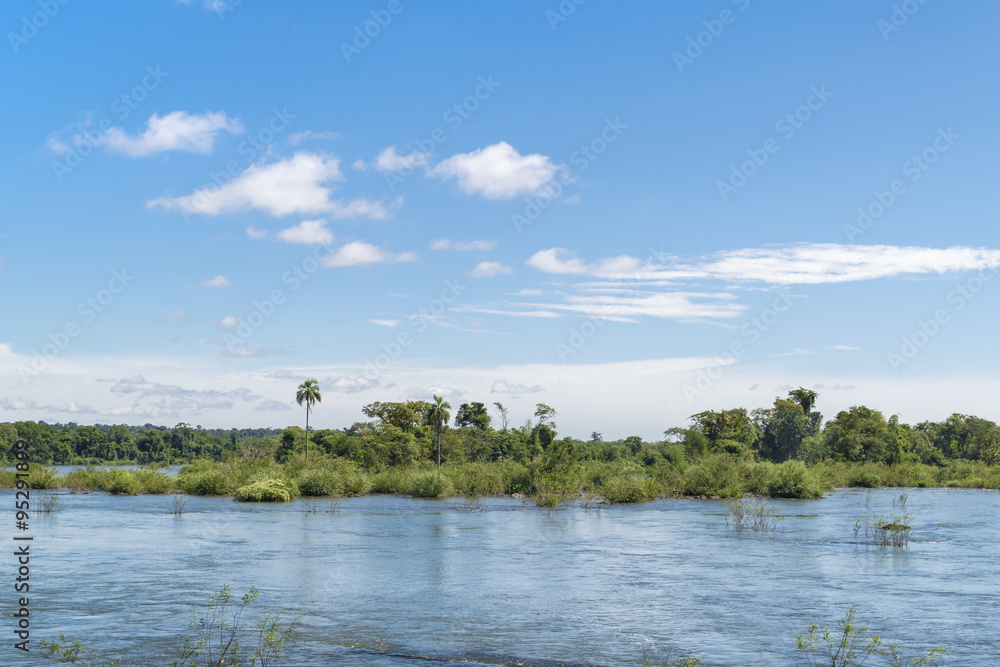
[41, 586, 298, 667]
[725, 498, 782, 532]
[6, 389, 1000, 503]
[295, 379, 321, 463]
[234, 479, 293, 503]
[796, 605, 944, 666]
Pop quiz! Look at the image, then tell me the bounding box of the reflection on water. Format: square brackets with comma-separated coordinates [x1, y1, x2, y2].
[15, 488, 1000, 665]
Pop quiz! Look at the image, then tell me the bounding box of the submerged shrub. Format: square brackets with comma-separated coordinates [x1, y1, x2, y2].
[296, 468, 341, 497]
[234, 479, 292, 502]
[406, 471, 453, 498]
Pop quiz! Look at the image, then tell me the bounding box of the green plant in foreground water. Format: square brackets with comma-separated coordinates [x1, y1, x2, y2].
[39, 634, 122, 666]
[725, 497, 782, 532]
[640, 648, 703, 666]
[796, 605, 943, 666]
[171, 586, 299, 667]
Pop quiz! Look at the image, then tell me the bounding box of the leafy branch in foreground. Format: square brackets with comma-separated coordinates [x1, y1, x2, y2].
[796, 605, 944, 667]
[171, 585, 300, 667]
[38, 634, 121, 667]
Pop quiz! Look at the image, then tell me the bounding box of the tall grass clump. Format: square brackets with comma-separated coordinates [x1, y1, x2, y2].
[0, 470, 17, 489]
[103, 469, 140, 495]
[341, 470, 371, 496]
[178, 468, 235, 496]
[295, 468, 341, 497]
[599, 473, 657, 503]
[405, 470, 453, 498]
[680, 454, 743, 498]
[370, 467, 410, 494]
[133, 468, 176, 494]
[767, 460, 826, 499]
[28, 465, 58, 490]
[848, 465, 882, 489]
[234, 479, 292, 502]
[62, 468, 98, 492]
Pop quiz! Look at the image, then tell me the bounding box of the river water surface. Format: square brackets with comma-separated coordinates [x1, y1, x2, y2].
[11, 487, 999, 665]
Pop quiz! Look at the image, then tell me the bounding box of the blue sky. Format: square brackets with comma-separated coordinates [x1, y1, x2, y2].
[2, 0, 999, 438]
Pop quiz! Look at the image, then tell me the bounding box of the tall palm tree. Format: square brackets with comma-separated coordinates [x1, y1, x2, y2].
[295, 379, 322, 463]
[427, 394, 451, 468]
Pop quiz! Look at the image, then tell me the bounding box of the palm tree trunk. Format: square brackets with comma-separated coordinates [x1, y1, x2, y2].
[305, 404, 310, 463]
[436, 426, 441, 468]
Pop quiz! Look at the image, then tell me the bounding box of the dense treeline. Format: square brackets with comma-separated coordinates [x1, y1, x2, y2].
[2, 389, 998, 470]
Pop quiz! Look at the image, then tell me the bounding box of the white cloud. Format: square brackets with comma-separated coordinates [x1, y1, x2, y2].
[96, 111, 242, 157]
[167, 309, 188, 322]
[288, 130, 339, 146]
[325, 376, 380, 393]
[527, 244, 1000, 286]
[246, 226, 269, 240]
[219, 316, 239, 329]
[276, 219, 334, 245]
[831, 344, 861, 351]
[368, 319, 400, 327]
[322, 241, 417, 268]
[491, 379, 544, 395]
[202, 275, 231, 288]
[257, 399, 293, 411]
[471, 261, 513, 278]
[431, 239, 496, 251]
[356, 146, 431, 172]
[147, 152, 393, 219]
[430, 142, 562, 199]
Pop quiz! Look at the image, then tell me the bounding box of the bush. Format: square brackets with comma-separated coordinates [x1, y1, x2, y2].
[132, 468, 175, 494]
[370, 468, 410, 494]
[296, 469, 341, 497]
[768, 460, 825, 499]
[406, 471, 453, 498]
[341, 470, 371, 496]
[179, 468, 234, 496]
[600, 474, 655, 503]
[234, 479, 292, 503]
[0, 470, 17, 489]
[28, 465, 58, 490]
[103, 470, 140, 495]
[848, 467, 882, 488]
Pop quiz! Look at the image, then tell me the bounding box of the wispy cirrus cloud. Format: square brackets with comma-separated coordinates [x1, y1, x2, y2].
[527, 244, 1000, 285]
[202, 275, 231, 287]
[353, 146, 430, 172]
[431, 239, 496, 251]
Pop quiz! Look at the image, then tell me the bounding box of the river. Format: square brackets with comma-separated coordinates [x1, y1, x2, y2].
[13, 487, 999, 665]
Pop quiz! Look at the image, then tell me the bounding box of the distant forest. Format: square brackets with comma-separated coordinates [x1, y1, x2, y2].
[2, 388, 998, 468]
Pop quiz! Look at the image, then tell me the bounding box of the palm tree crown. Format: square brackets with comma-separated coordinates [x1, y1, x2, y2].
[296, 379, 322, 462]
